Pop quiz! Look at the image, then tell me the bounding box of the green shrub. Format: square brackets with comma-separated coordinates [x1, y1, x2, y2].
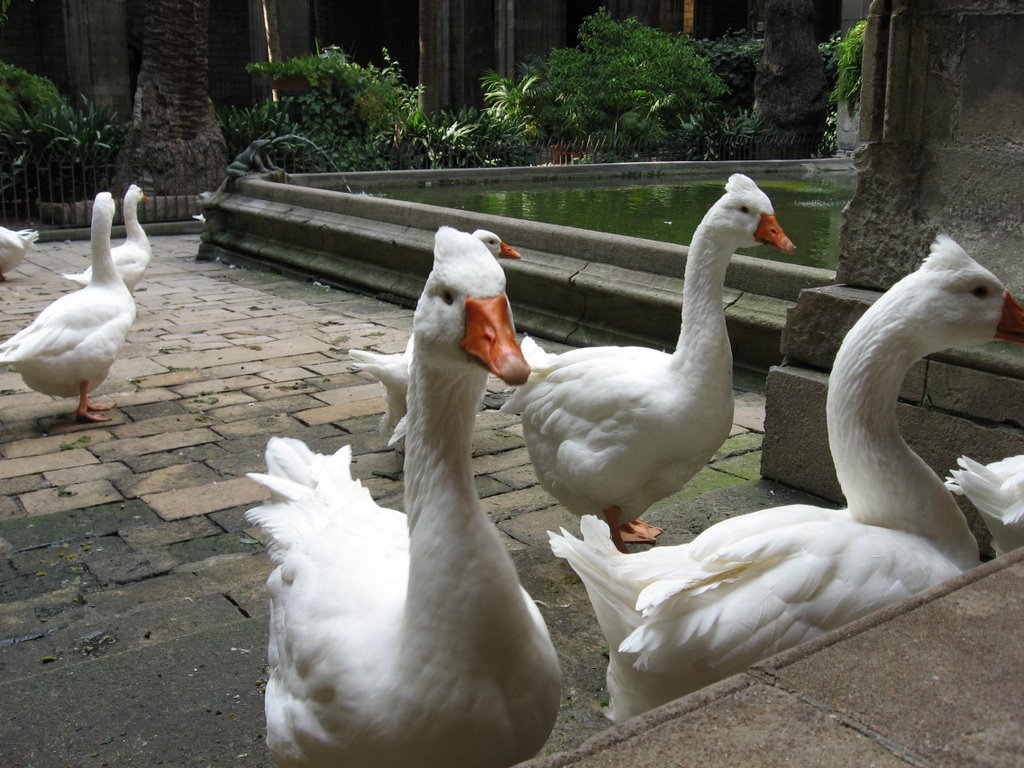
[495, 10, 725, 152]
[0, 60, 62, 128]
[247, 46, 427, 171]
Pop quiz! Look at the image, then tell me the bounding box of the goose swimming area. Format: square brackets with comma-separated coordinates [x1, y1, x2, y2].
[364, 163, 856, 271]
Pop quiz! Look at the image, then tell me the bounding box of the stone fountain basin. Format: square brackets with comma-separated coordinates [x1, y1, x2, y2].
[197, 161, 849, 373]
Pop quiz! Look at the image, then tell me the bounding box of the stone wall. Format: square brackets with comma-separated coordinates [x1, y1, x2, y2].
[762, 0, 1024, 558]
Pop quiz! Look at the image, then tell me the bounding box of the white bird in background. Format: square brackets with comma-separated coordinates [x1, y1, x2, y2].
[945, 454, 1024, 556]
[63, 184, 152, 292]
[348, 228, 520, 443]
[0, 226, 39, 281]
[0, 192, 136, 422]
[502, 174, 796, 551]
[549, 235, 1024, 722]
[245, 226, 559, 768]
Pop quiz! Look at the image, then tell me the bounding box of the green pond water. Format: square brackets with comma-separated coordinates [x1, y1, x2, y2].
[379, 172, 857, 271]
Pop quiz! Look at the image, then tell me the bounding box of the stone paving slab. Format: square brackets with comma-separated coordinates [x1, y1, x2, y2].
[1, 233, 1017, 767]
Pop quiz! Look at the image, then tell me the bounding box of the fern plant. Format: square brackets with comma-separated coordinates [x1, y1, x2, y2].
[832, 20, 867, 115]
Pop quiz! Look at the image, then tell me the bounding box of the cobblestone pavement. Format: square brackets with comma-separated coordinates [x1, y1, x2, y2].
[0, 233, 792, 766]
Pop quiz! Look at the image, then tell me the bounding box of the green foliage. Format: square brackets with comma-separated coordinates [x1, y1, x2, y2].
[489, 10, 725, 152]
[668, 104, 762, 160]
[0, 60, 62, 128]
[245, 44, 361, 90]
[216, 99, 300, 157]
[1, 95, 128, 203]
[691, 31, 763, 113]
[831, 20, 867, 113]
[481, 64, 545, 143]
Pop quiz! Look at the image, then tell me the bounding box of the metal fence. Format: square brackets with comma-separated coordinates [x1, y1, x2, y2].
[0, 147, 206, 230]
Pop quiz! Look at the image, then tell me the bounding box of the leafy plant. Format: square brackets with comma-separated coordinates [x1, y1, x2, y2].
[1, 95, 127, 208]
[215, 99, 300, 157]
[831, 20, 867, 114]
[0, 60, 63, 129]
[669, 104, 762, 160]
[490, 10, 725, 155]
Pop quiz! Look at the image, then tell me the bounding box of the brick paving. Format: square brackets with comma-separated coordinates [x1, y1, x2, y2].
[0, 233, 778, 765]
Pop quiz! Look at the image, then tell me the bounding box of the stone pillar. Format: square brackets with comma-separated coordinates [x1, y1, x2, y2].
[62, 0, 132, 116]
[760, 0, 1024, 557]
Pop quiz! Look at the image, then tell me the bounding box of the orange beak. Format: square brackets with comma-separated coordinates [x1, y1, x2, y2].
[461, 295, 531, 385]
[754, 213, 796, 254]
[498, 241, 521, 260]
[995, 290, 1024, 342]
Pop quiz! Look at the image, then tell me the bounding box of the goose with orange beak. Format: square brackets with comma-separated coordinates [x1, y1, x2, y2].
[246, 226, 558, 768]
[503, 174, 796, 552]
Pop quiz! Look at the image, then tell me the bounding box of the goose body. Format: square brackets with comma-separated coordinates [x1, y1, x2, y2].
[946, 454, 1024, 556]
[0, 226, 39, 280]
[349, 229, 519, 442]
[549, 235, 1024, 722]
[0, 192, 136, 422]
[502, 174, 796, 551]
[246, 226, 559, 768]
[63, 184, 151, 291]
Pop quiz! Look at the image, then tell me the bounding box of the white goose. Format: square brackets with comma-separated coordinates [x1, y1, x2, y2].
[63, 184, 152, 292]
[348, 229, 519, 442]
[549, 235, 1024, 722]
[0, 192, 136, 422]
[245, 226, 560, 768]
[0, 226, 39, 280]
[501, 174, 796, 551]
[945, 455, 1024, 556]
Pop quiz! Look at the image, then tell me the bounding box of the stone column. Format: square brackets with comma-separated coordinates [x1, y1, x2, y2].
[62, 0, 132, 116]
[760, 0, 1024, 557]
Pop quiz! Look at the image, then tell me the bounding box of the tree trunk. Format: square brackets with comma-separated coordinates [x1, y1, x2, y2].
[115, 0, 226, 195]
[753, 0, 828, 158]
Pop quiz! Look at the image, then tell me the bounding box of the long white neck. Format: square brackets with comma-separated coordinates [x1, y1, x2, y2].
[400, 351, 535, 663]
[671, 226, 734, 385]
[89, 210, 121, 287]
[124, 193, 146, 245]
[827, 304, 978, 569]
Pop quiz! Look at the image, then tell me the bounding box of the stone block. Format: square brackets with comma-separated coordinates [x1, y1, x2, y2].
[20, 480, 124, 518]
[925, 359, 1024, 427]
[143, 477, 270, 521]
[0, 449, 99, 481]
[761, 365, 839, 503]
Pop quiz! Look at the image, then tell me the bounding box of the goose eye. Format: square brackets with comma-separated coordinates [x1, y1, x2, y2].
[972, 285, 990, 299]
[442, 291, 455, 305]
[740, 205, 750, 214]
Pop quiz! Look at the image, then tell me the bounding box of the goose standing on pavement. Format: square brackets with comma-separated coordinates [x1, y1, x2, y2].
[502, 174, 796, 551]
[63, 184, 152, 292]
[0, 192, 136, 422]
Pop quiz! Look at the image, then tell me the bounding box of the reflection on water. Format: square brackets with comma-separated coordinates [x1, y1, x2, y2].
[379, 173, 856, 271]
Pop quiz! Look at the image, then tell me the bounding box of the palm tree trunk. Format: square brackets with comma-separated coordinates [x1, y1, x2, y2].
[115, 0, 227, 195]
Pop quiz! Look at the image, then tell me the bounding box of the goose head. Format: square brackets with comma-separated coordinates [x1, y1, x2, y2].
[472, 228, 521, 259]
[872, 235, 1024, 358]
[124, 184, 146, 204]
[702, 173, 796, 254]
[414, 226, 530, 385]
